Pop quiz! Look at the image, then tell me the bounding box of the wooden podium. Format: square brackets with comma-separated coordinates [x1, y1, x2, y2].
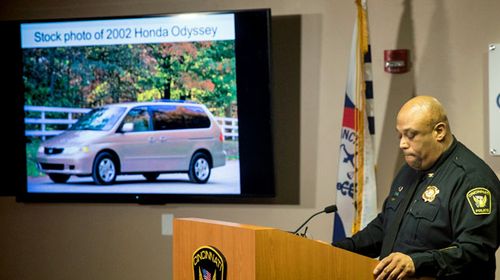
[173, 217, 379, 280]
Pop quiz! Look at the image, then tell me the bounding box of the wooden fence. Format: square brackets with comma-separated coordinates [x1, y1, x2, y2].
[24, 105, 238, 141]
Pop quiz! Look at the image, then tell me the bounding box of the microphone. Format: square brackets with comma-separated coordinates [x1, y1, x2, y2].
[292, 204, 338, 235]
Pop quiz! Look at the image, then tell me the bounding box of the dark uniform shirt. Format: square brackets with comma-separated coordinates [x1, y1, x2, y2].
[333, 138, 500, 279]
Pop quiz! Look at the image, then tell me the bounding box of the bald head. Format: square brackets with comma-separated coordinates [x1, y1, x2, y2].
[398, 96, 450, 133]
[396, 96, 453, 170]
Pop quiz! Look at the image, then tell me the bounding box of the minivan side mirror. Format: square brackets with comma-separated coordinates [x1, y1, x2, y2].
[121, 122, 134, 132]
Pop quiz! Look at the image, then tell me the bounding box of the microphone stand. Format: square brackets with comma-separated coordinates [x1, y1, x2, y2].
[292, 209, 326, 235]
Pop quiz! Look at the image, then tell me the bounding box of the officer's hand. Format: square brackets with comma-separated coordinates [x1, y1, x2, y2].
[373, 252, 415, 280]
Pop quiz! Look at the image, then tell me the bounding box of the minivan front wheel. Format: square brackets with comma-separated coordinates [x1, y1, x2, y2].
[188, 152, 211, 184]
[92, 152, 117, 185]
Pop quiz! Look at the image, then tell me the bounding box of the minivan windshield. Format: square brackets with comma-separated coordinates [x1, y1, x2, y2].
[70, 106, 127, 131]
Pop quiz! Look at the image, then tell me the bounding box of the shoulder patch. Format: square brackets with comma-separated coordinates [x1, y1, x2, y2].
[466, 187, 491, 215]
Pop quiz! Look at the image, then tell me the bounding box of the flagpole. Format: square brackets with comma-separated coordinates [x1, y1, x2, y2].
[333, 0, 377, 242]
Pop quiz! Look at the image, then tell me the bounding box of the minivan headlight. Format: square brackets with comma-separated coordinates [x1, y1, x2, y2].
[64, 146, 89, 154]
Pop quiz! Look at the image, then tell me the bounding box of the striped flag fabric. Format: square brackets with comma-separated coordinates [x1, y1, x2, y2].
[333, 0, 377, 242]
[202, 268, 212, 280]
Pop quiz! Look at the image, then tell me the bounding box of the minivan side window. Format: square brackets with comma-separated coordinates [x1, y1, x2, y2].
[183, 106, 211, 129]
[152, 105, 183, 131]
[123, 107, 151, 132]
[152, 105, 210, 131]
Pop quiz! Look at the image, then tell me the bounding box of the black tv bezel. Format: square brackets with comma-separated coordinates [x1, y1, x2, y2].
[13, 8, 275, 204]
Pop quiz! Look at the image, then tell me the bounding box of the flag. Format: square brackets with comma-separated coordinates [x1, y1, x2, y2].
[333, 0, 377, 242]
[202, 268, 212, 280]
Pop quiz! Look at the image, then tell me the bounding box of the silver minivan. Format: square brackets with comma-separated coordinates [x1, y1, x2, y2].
[36, 101, 226, 185]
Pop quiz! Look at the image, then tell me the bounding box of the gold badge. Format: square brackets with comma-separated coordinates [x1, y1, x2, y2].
[466, 187, 491, 215]
[422, 185, 440, 202]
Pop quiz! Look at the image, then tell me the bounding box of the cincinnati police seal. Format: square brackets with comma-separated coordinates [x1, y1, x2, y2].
[192, 246, 227, 280]
[467, 187, 492, 215]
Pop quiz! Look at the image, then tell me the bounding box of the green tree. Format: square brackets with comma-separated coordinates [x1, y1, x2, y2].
[23, 40, 237, 117]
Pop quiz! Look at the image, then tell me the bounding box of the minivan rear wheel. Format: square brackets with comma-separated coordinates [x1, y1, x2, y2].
[188, 152, 211, 184]
[92, 152, 117, 185]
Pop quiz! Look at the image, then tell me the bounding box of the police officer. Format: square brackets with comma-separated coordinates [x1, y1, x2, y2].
[333, 96, 500, 279]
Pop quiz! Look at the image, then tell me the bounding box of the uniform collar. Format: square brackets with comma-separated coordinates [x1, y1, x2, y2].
[420, 136, 458, 176]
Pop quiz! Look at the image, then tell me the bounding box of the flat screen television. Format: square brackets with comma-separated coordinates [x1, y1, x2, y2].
[12, 8, 275, 203]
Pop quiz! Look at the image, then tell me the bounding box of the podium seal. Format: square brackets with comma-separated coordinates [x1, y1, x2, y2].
[192, 245, 227, 280]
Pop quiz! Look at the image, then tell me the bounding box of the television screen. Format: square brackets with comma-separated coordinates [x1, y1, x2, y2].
[15, 8, 275, 203]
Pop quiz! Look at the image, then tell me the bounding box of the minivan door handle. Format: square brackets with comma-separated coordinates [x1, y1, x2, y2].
[159, 136, 167, 142]
[148, 136, 155, 143]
